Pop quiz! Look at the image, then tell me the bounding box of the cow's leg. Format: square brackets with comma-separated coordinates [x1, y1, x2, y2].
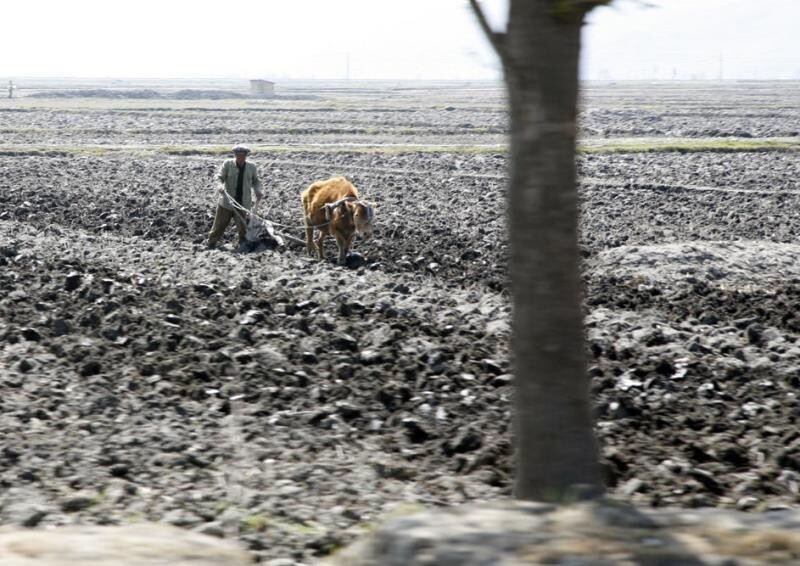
[335, 233, 349, 264]
[342, 234, 355, 264]
[315, 231, 327, 259]
[304, 221, 315, 257]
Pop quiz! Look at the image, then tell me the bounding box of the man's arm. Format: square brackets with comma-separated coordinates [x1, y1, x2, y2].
[217, 161, 228, 194]
[251, 165, 264, 210]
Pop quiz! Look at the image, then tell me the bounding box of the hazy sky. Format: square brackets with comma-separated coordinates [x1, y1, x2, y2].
[1, 0, 797, 81]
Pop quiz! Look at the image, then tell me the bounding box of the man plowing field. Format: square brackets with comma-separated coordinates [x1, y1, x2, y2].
[207, 144, 265, 250]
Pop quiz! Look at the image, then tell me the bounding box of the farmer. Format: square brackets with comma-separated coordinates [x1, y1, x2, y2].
[207, 144, 263, 249]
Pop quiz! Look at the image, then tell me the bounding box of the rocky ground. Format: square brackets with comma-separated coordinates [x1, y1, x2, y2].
[1, 82, 799, 563]
[326, 500, 800, 565]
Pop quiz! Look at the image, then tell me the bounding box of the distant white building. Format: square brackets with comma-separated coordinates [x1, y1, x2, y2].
[249, 79, 275, 98]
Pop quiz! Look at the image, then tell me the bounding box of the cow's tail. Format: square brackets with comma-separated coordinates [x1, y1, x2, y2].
[301, 191, 309, 224]
[301, 184, 320, 256]
[301, 183, 320, 225]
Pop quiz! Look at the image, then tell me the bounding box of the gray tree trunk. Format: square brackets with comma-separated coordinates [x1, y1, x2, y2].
[504, 1, 603, 501]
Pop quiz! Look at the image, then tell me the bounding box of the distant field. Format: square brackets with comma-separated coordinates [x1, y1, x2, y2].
[2, 79, 798, 152]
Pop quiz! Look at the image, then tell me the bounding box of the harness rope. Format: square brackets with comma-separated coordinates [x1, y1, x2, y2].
[219, 191, 303, 245]
[227, 192, 372, 228]
[216, 186, 375, 249]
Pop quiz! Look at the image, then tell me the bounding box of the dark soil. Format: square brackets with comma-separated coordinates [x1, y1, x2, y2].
[2, 84, 800, 563]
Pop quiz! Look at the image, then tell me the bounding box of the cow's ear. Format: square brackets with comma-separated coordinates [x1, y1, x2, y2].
[362, 202, 375, 220]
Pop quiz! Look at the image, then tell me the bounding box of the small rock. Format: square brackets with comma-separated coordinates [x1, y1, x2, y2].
[486, 319, 509, 335]
[0, 244, 18, 257]
[294, 299, 316, 311]
[80, 360, 102, 377]
[733, 316, 758, 329]
[301, 351, 318, 363]
[60, 494, 95, 513]
[372, 460, 417, 481]
[20, 327, 41, 341]
[698, 312, 719, 325]
[490, 374, 513, 387]
[52, 318, 71, 336]
[163, 509, 204, 528]
[761, 327, 783, 344]
[4, 496, 53, 528]
[64, 272, 83, 291]
[402, 418, 432, 443]
[278, 484, 303, 496]
[2, 446, 21, 462]
[20, 507, 50, 528]
[444, 427, 483, 455]
[330, 333, 358, 351]
[393, 283, 411, 294]
[688, 468, 725, 495]
[655, 358, 674, 376]
[239, 309, 265, 325]
[109, 463, 130, 478]
[746, 323, 765, 345]
[164, 314, 182, 326]
[736, 496, 759, 511]
[359, 349, 382, 364]
[718, 444, 750, 468]
[101, 327, 119, 341]
[334, 363, 354, 379]
[193, 283, 217, 297]
[621, 478, 645, 496]
[482, 359, 504, 375]
[193, 521, 226, 538]
[345, 252, 367, 269]
[335, 401, 363, 420]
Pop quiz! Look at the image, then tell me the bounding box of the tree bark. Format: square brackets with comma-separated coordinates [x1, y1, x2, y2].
[503, 0, 603, 501]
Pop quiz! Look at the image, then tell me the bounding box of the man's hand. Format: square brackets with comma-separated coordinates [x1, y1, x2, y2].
[217, 186, 226, 196]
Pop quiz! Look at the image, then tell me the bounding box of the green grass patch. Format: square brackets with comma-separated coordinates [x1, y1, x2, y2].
[240, 513, 322, 535]
[0, 143, 508, 157]
[241, 514, 270, 532]
[4, 138, 796, 158]
[580, 138, 800, 154]
[0, 146, 114, 157]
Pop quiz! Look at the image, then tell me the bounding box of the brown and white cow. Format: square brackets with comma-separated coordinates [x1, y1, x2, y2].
[301, 176, 374, 264]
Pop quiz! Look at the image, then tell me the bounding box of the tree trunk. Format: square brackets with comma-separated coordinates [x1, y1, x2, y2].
[505, 1, 602, 501]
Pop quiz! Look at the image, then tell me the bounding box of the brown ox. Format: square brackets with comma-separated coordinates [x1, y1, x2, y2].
[301, 176, 374, 264]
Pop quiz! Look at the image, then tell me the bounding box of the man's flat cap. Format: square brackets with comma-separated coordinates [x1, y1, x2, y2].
[232, 144, 250, 154]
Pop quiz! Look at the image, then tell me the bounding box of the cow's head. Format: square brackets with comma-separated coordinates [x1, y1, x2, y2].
[350, 201, 375, 239]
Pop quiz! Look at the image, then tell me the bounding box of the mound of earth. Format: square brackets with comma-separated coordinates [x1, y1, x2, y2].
[327, 500, 800, 565]
[171, 89, 250, 100]
[27, 89, 164, 99]
[26, 89, 249, 100]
